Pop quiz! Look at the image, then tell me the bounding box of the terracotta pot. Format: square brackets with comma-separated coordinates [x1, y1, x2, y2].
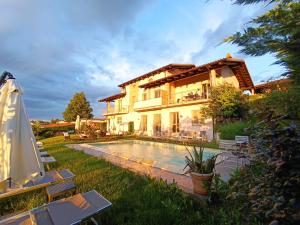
[0, 180, 7, 194]
[190, 172, 214, 195]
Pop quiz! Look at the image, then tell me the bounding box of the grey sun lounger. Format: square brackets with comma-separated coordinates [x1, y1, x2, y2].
[0, 190, 112, 225]
[41, 156, 57, 170]
[41, 156, 56, 164]
[0, 169, 75, 200]
[40, 151, 49, 157]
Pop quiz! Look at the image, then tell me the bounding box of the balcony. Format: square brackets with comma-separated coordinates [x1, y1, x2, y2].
[103, 105, 129, 116]
[169, 88, 209, 105]
[133, 91, 168, 111]
[133, 97, 164, 110]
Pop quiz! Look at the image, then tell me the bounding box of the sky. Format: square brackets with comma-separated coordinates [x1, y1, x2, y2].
[0, 0, 285, 120]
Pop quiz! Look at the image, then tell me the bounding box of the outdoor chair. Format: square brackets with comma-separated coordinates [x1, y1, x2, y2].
[235, 135, 250, 152]
[219, 139, 238, 151]
[0, 190, 112, 225]
[63, 132, 70, 140]
[0, 169, 75, 200]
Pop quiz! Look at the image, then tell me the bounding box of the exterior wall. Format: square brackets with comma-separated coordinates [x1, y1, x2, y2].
[104, 65, 242, 141]
[218, 67, 239, 88]
[107, 105, 213, 141]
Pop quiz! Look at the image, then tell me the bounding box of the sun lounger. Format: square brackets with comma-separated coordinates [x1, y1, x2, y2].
[40, 151, 49, 157]
[0, 169, 74, 200]
[0, 190, 112, 225]
[41, 156, 56, 163]
[41, 156, 56, 170]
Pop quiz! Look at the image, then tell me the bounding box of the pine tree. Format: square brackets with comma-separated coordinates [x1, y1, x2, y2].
[226, 0, 300, 84]
[63, 92, 93, 121]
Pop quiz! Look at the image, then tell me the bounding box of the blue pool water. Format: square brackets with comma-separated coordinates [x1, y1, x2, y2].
[89, 140, 219, 174]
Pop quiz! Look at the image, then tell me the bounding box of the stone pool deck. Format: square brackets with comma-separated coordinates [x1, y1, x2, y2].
[67, 144, 250, 195]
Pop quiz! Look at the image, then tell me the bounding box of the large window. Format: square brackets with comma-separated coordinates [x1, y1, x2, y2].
[153, 114, 161, 133]
[154, 89, 161, 98]
[141, 115, 147, 131]
[117, 117, 122, 124]
[142, 92, 147, 101]
[170, 112, 179, 133]
[192, 110, 205, 126]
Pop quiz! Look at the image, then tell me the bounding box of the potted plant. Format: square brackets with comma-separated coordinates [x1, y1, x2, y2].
[184, 144, 217, 195]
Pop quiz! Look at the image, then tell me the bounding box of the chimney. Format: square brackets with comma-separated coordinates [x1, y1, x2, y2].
[226, 53, 232, 58]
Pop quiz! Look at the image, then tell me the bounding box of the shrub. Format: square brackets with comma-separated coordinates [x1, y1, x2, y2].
[249, 85, 300, 122]
[217, 113, 300, 225]
[37, 126, 74, 139]
[218, 121, 248, 140]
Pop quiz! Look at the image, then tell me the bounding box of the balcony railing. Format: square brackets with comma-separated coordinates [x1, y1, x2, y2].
[133, 91, 168, 109]
[103, 105, 129, 115]
[169, 88, 209, 105]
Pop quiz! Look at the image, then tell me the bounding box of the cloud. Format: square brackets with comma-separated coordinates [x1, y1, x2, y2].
[0, 0, 282, 119]
[0, 0, 150, 119]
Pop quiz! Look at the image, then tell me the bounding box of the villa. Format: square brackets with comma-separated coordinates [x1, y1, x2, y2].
[99, 54, 254, 141]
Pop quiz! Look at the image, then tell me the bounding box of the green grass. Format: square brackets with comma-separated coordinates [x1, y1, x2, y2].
[218, 121, 248, 140]
[0, 136, 256, 225]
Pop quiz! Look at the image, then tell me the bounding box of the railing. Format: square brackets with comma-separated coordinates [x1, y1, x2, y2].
[103, 105, 129, 115]
[133, 91, 168, 109]
[169, 88, 209, 105]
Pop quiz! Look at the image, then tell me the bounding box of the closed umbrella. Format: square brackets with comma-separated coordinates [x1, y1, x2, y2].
[0, 73, 45, 186]
[75, 115, 81, 132]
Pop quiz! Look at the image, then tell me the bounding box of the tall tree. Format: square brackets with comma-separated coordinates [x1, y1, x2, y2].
[226, 0, 300, 84]
[63, 92, 93, 121]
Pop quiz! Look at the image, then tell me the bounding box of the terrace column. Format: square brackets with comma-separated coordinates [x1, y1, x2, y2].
[209, 69, 216, 87]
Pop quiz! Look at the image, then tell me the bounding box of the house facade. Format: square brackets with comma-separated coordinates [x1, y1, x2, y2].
[99, 54, 254, 141]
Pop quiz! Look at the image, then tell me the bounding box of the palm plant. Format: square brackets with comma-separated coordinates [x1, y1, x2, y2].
[184, 145, 217, 174]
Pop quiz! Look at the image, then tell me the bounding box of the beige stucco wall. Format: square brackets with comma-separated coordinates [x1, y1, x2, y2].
[104, 66, 242, 141]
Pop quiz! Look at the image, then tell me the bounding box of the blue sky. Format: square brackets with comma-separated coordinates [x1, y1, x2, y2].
[0, 0, 284, 120]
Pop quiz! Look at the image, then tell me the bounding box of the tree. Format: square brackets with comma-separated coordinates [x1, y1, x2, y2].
[202, 83, 248, 119]
[226, 0, 300, 84]
[63, 92, 93, 121]
[201, 84, 248, 137]
[32, 121, 41, 137]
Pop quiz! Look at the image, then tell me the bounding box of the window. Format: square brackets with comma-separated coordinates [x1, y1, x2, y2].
[117, 117, 122, 124]
[154, 89, 161, 98]
[141, 115, 147, 131]
[153, 114, 161, 132]
[117, 99, 122, 111]
[170, 112, 179, 133]
[142, 92, 147, 101]
[192, 110, 205, 126]
[202, 84, 208, 99]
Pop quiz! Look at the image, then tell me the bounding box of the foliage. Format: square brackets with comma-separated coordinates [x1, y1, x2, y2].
[217, 113, 300, 225]
[31, 121, 41, 136]
[227, 1, 300, 84]
[249, 85, 300, 121]
[50, 118, 60, 123]
[82, 123, 100, 139]
[218, 121, 248, 140]
[36, 126, 74, 139]
[201, 83, 248, 121]
[62, 92, 93, 122]
[0, 135, 267, 225]
[184, 144, 217, 174]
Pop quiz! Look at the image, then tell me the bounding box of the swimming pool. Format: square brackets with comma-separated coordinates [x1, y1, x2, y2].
[89, 140, 219, 174]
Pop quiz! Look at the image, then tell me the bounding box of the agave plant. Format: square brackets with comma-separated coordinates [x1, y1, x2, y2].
[184, 145, 217, 174]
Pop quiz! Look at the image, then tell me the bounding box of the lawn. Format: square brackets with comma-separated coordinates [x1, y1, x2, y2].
[0, 136, 251, 225]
